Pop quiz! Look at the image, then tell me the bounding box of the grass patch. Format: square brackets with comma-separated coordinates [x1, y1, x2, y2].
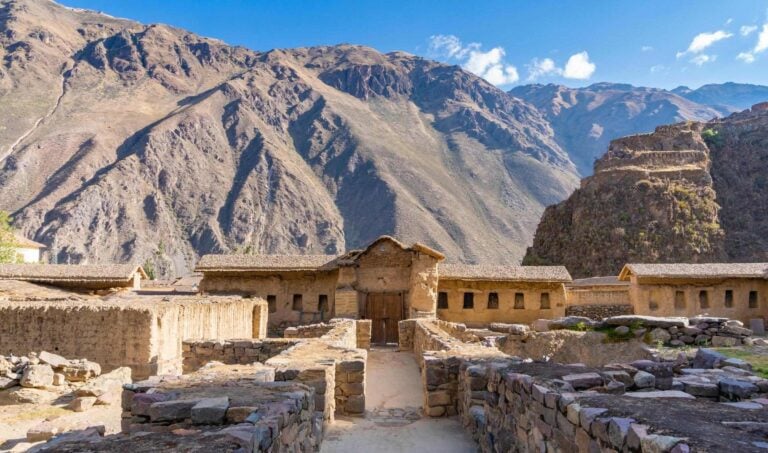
[712, 347, 768, 379]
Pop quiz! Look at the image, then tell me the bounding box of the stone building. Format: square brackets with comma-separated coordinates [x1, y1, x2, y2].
[197, 236, 572, 339]
[10, 234, 45, 263]
[619, 263, 768, 324]
[0, 263, 147, 290]
[436, 264, 571, 326]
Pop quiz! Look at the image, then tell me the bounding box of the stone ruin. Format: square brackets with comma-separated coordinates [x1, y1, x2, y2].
[2, 280, 768, 452]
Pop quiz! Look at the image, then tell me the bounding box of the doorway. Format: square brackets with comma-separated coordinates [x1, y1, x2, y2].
[365, 292, 404, 344]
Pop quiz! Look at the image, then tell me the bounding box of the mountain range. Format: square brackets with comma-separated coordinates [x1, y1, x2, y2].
[1, 0, 767, 277]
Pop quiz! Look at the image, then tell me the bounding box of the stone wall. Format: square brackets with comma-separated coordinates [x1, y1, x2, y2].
[565, 303, 634, 319]
[284, 323, 336, 339]
[566, 286, 630, 307]
[0, 296, 260, 379]
[183, 319, 367, 422]
[117, 364, 322, 451]
[182, 339, 298, 373]
[457, 361, 694, 453]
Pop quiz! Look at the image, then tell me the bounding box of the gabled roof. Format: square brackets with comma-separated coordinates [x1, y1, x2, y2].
[618, 263, 768, 281]
[361, 236, 445, 261]
[0, 264, 147, 282]
[439, 264, 572, 283]
[195, 254, 339, 272]
[12, 234, 45, 249]
[568, 276, 628, 287]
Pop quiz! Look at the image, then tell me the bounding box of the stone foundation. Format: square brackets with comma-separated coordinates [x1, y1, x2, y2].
[565, 303, 633, 319]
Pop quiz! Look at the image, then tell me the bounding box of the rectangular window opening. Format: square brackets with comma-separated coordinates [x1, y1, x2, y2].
[699, 290, 709, 309]
[438, 292, 449, 309]
[540, 293, 551, 309]
[267, 295, 277, 314]
[514, 293, 525, 310]
[674, 291, 685, 310]
[750, 291, 759, 309]
[463, 292, 474, 309]
[487, 292, 499, 309]
[724, 290, 734, 308]
[292, 294, 303, 311]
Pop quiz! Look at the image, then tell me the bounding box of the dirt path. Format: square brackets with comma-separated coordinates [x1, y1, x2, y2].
[321, 347, 477, 453]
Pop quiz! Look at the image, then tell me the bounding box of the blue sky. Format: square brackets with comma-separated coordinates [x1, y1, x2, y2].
[59, 0, 768, 89]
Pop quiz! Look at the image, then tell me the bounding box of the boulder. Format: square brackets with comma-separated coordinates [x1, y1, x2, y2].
[52, 373, 66, 386]
[68, 396, 97, 412]
[38, 351, 70, 369]
[4, 387, 57, 405]
[633, 371, 655, 389]
[605, 316, 687, 329]
[721, 325, 752, 336]
[711, 336, 738, 347]
[20, 364, 54, 388]
[603, 371, 633, 387]
[489, 323, 529, 335]
[682, 381, 719, 398]
[648, 328, 671, 344]
[0, 376, 18, 390]
[692, 349, 727, 369]
[722, 358, 752, 371]
[614, 326, 630, 335]
[148, 399, 199, 422]
[60, 360, 101, 382]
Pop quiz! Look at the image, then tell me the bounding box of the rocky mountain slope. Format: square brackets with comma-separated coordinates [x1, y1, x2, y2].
[510, 83, 723, 175]
[672, 82, 768, 115]
[0, 0, 579, 276]
[523, 103, 768, 278]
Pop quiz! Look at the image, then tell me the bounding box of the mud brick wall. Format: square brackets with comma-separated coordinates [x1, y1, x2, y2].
[565, 303, 633, 319]
[457, 361, 692, 453]
[182, 339, 298, 373]
[0, 297, 260, 379]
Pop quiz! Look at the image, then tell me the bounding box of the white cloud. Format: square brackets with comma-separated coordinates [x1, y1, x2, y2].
[676, 30, 733, 58]
[726, 18, 734, 25]
[741, 25, 758, 36]
[650, 64, 665, 73]
[737, 52, 756, 63]
[755, 24, 768, 53]
[641, 46, 654, 52]
[736, 23, 768, 64]
[427, 35, 519, 85]
[526, 57, 562, 81]
[563, 51, 596, 80]
[690, 54, 716, 66]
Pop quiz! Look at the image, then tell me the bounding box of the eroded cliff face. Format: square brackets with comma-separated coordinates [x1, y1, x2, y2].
[0, 0, 579, 276]
[523, 105, 768, 278]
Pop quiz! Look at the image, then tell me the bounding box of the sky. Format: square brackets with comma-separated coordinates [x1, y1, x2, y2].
[58, 0, 768, 90]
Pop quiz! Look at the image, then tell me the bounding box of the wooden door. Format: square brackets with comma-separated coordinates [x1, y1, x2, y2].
[366, 292, 404, 344]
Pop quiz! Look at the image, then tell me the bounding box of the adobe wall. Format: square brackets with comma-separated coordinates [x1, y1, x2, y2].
[566, 286, 630, 306]
[200, 270, 339, 328]
[0, 301, 156, 378]
[0, 296, 261, 379]
[436, 280, 566, 327]
[629, 277, 768, 323]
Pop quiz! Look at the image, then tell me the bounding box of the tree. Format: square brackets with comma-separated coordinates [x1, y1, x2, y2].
[0, 211, 19, 263]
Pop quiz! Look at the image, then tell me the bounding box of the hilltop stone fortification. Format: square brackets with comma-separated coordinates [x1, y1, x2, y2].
[525, 104, 768, 278]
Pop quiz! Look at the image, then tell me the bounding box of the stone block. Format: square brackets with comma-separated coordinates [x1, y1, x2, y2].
[67, 396, 97, 412]
[579, 407, 607, 429]
[633, 371, 655, 389]
[608, 417, 634, 449]
[625, 391, 695, 399]
[21, 364, 54, 388]
[682, 381, 719, 398]
[38, 351, 70, 369]
[749, 319, 765, 336]
[427, 405, 445, 417]
[693, 348, 727, 369]
[719, 379, 759, 400]
[603, 371, 633, 387]
[27, 423, 61, 442]
[562, 372, 603, 390]
[340, 383, 364, 396]
[344, 395, 365, 414]
[148, 399, 199, 422]
[427, 391, 451, 407]
[191, 397, 230, 425]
